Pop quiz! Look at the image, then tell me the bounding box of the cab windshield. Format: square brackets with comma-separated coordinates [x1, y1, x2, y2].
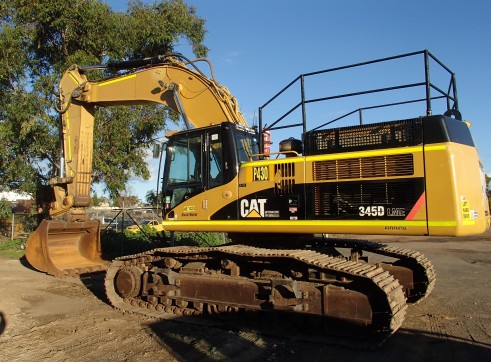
[234, 130, 259, 163]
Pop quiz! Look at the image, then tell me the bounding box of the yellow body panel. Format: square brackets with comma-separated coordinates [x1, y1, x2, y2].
[425, 143, 488, 235]
[163, 140, 489, 237]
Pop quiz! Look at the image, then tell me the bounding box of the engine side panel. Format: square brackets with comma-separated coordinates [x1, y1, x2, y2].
[162, 116, 489, 237]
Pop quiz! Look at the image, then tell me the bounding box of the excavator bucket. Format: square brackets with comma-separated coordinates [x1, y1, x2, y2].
[26, 219, 107, 277]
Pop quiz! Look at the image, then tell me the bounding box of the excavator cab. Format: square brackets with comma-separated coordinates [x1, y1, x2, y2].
[162, 122, 259, 219]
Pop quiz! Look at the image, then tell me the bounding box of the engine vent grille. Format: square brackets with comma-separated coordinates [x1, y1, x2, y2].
[305, 118, 423, 155]
[313, 154, 414, 181]
[313, 179, 422, 218]
[274, 162, 295, 194]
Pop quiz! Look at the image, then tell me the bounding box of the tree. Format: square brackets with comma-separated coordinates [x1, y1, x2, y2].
[0, 0, 208, 203]
[114, 195, 139, 208]
[145, 190, 159, 206]
[92, 193, 109, 207]
[0, 198, 12, 220]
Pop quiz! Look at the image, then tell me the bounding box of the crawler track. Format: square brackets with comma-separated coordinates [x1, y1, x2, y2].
[320, 238, 436, 303]
[105, 244, 407, 347]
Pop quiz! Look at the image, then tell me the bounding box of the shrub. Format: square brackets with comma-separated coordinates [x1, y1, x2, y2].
[100, 230, 229, 258]
[100, 229, 166, 258]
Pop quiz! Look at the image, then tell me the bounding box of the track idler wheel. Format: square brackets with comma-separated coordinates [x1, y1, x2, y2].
[114, 266, 144, 298]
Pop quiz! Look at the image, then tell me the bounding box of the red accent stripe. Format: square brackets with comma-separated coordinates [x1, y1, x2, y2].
[406, 192, 426, 220]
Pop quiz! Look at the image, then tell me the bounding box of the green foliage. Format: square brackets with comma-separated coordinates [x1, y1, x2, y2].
[124, 0, 208, 58]
[0, 239, 24, 251]
[172, 232, 229, 247]
[0, 238, 25, 259]
[145, 189, 159, 206]
[113, 195, 140, 208]
[0, 199, 12, 220]
[92, 192, 109, 206]
[100, 229, 228, 258]
[101, 228, 166, 258]
[92, 104, 179, 197]
[0, 0, 208, 201]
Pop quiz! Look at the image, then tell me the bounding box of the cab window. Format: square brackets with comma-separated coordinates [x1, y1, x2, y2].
[165, 135, 203, 208]
[167, 135, 202, 184]
[235, 131, 259, 163]
[209, 132, 224, 187]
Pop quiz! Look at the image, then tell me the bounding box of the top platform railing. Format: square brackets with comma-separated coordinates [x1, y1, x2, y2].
[258, 50, 459, 152]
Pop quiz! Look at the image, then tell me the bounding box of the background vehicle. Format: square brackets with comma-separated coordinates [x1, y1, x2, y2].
[26, 51, 489, 340]
[126, 220, 164, 233]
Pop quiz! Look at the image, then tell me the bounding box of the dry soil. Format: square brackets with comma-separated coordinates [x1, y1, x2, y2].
[1, 231, 491, 361]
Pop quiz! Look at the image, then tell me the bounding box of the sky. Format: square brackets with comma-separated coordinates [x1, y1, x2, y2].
[106, 0, 491, 201]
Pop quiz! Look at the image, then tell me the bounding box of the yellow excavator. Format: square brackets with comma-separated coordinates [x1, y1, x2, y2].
[26, 51, 489, 340]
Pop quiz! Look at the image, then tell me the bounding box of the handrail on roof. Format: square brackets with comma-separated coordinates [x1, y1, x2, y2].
[258, 50, 458, 152]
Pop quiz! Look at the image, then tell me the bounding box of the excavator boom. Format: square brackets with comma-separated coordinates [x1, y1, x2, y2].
[26, 54, 246, 277]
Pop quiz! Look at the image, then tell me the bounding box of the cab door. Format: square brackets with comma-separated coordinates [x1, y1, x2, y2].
[163, 131, 206, 220]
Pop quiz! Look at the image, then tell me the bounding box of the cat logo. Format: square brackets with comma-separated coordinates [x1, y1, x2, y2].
[240, 198, 267, 218]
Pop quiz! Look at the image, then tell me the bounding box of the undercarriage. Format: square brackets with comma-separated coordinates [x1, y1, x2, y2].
[104, 238, 434, 344]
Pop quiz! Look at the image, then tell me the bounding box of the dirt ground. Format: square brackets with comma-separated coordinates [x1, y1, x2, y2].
[1, 231, 490, 362]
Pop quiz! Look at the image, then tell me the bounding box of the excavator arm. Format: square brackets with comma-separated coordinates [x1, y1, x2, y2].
[26, 54, 247, 276]
[53, 55, 247, 219]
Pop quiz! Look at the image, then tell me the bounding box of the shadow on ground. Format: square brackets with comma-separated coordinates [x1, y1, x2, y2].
[146, 313, 491, 362]
[74, 267, 491, 362]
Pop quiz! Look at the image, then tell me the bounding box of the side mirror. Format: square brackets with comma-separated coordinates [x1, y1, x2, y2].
[152, 143, 161, 159]
[152, 142, 167, 159]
